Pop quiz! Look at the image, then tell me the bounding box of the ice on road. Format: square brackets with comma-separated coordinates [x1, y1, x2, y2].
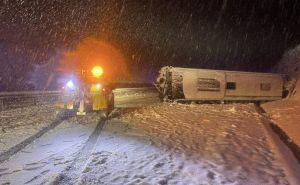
[75, 103, 300, 185]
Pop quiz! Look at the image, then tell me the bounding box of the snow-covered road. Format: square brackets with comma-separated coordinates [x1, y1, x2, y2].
[0, 105, 58, 155]
[1, 88, 300, 185]
[0, 113, 101, 185]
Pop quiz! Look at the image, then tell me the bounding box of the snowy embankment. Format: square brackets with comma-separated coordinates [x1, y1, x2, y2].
[262, 99, 300, 162]
[75, 103, 300, 185]
[0, 105, 59, 160]
[262, 44, 300, 162]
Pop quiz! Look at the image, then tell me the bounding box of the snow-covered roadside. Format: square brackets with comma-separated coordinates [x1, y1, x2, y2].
[263, 43, 300, 164]
[75, 103, 300, 185]
[0, 105, 59, 155]
[0, 113, 101, 185]
[261, 99, 300, 162]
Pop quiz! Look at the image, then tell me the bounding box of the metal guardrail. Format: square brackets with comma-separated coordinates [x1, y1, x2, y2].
[113, 87, 157, 92]
[0, 91, 61, 111]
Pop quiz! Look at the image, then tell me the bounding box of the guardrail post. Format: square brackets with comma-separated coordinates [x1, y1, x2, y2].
[0, 99, 4, 111]
[33, 97, 37, 105]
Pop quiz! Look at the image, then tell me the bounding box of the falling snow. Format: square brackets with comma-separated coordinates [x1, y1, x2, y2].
[1, 1, 300, 90]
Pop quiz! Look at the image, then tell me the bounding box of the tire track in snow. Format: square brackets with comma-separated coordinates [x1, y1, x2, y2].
[53, 116, 107, 185]
[0, 111, 70, 163]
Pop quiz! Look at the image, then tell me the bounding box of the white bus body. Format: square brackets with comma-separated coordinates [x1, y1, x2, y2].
[155, 66, 286, 102]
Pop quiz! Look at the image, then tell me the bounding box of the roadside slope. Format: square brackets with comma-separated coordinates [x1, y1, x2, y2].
[76, 103, 300, 185]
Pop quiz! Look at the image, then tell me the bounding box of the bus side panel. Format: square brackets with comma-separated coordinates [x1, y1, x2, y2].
[183, 70, 225, 100]
[224, 73, 283, 98]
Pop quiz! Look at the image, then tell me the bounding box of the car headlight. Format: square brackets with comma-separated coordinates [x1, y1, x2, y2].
[66, 80, 75, 89]
[96, 83, 102, 89]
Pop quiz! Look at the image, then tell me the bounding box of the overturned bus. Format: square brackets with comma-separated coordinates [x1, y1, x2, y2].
[154, 66, 289, 102]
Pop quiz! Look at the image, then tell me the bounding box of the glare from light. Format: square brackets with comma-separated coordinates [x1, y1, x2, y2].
[91, 66, 104, 78]
[96, 83, 102, 89]
[66, 80, 74, 88]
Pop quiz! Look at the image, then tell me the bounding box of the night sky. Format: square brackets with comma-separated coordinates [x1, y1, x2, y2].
[0, 0, 300, 90]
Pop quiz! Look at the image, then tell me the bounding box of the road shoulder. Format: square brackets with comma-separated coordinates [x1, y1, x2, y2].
[261, 99, 300, 164]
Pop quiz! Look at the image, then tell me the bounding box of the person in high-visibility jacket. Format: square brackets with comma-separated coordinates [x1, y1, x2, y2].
[90, 83, 107, 111]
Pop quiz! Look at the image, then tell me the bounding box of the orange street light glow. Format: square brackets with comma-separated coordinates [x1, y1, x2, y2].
[91, 66, 104, 78]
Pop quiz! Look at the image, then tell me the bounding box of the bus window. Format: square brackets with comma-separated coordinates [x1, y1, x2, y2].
[226, 82, 236, 90]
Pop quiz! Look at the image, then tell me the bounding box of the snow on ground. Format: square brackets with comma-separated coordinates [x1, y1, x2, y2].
[75, 103, 300, 185]
[262, 99, 300, 155]
[0, 113, 101, 185]
[0, 105, 58, 154]
[1, 87, 300, 185]
[262, 43, 300, 163]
